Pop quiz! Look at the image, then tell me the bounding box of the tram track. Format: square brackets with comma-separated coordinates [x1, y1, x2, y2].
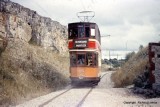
[16, 72, 132, 107]
[39, 87, 73, 107]
[38, 86, 94, 107]
[100, 72, 109, 79]
[17, 71, 159, 107]
[76, 72, 108, 107]
[38, 72, 107, 107]
[76, 87, 94, 107]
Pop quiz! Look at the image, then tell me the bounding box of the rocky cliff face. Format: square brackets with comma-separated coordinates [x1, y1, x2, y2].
[0, 0, 68, 54]
[0, 0, 69, 106]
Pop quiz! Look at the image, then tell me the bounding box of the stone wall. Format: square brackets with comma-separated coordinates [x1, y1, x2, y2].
[149, 43, 160, 92]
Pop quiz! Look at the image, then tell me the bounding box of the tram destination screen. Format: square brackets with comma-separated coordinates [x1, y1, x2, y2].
[74, 39, 88, 48]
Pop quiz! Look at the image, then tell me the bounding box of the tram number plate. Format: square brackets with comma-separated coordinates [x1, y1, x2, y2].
[79, 76, 84, 79]
[78, 70, 84, 79]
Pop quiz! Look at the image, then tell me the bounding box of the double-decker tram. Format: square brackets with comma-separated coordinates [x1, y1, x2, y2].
[68, 11, 101, 85]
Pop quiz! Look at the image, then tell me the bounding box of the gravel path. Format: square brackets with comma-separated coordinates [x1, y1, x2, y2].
[96, 71, 114, 89]
[16, 71, 160, 107]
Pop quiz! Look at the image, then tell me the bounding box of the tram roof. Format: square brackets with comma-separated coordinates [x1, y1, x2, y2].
[68, 22, 97, 26]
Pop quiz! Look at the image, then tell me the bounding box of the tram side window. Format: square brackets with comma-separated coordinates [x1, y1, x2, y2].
[77, 54, 85, 65]
[70, 53, 76, 66]
[69, 28, 78, 39]
[94, 53, 98, 66]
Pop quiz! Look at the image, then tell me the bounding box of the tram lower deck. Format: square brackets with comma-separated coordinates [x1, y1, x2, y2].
[69, 51, 101, 84]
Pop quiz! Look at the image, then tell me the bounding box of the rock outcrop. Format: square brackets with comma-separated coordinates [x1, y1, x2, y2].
[0, 0, 69, 106]
[0, 0, 68, 55]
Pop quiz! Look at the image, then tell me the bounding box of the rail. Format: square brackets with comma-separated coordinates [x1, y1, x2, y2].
[38, 72, 108, 107]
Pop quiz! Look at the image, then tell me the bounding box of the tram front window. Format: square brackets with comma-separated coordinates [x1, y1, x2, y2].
[86, 53, 97, 66]
[70, 53, 76, 66]
[77, 54, 85, 65]
[70, 53, 97, 66]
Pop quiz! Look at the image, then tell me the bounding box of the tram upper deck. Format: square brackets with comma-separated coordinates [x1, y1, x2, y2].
[68, 22, 101, 50]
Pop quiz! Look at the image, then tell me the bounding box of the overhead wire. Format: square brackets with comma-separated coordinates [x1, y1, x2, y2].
[80, 0, 86, 10]
[80, 0, 96, 11]
[31, 0, 52, 18]
[87, 0, 97, 12]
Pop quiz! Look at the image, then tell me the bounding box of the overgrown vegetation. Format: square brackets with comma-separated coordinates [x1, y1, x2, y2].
[0, 40, 4, 56]
[0, 40, 69, 106]
[0, 67, 46, 106]
[111, 47, 149, 87]
[0, 48, 2, 56]
[125, 51, 135, 62]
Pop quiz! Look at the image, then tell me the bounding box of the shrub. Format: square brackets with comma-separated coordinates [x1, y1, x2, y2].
[111, 47, 149, 87]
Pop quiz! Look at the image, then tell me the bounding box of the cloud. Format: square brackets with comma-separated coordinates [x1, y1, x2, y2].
[11, 0, 160, 58]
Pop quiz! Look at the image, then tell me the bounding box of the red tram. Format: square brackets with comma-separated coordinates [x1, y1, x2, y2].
[68, 12, 101, 85]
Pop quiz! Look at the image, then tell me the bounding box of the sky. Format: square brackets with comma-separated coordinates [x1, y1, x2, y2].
[11, 0, 160, 59]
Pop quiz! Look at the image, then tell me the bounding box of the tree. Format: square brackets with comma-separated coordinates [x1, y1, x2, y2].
[139, 45, 144, 51]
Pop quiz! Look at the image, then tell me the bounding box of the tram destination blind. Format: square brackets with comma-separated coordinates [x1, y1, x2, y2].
[74, 39, 88, 48]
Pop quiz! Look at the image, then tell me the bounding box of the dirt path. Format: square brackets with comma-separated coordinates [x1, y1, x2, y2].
[96, 71, 114, 89]
[16, 71, 160, 107]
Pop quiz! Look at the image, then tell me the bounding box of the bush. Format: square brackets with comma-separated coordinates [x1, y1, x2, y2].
[111, 47, 149, 87]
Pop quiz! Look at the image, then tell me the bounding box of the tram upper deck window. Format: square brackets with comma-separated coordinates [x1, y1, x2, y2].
[78, 26, 85, 38]
[69, 24, 97, 39]
[91, 28, 95, 37]
[69, 28, 78, 39]
[85, 27, 90, 37]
